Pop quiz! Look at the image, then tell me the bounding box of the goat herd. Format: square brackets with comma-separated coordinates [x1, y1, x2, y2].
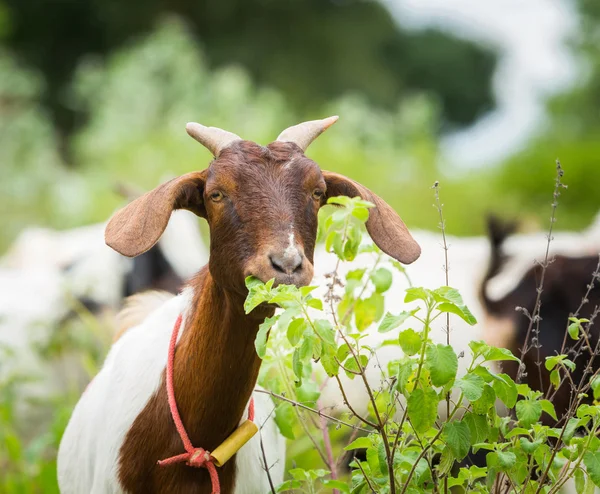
[1, 117, 599, 493]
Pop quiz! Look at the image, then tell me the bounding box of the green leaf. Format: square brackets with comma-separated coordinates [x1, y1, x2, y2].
[504, 427, 530, 439]
[275, 402, 295, 439]
[519, 437, 543, 454]
[437, 302, 477, 325]
[314, 319, 336, 346]
[343, 223, 362, 261]
[321, 480, 350, 493]
[276, 479, 302, 492]
[433, 286, 465, 305]
[515, 399, 543, 428]
[456, 374, 486, 402]
[378, 311, 412, 333]
[396, 359, 415, 395]
[489, 451, 516, 471]
[492, 373, 518, 408]
[404, 287, 431, 303]
[575, 467, 585, 494]
[344, 354, 369, 380]
[286, 318, 306, 346]
[443, 421, 471, 460]
[300, 285, 318, 297]
[408, 387, 439, 433]
[398, 329, 422, 356]
[293, 348, 303, 383]
[244, 283, 271, 312]
[321, 353, 339, 377]
[370, 268, 393, 293]
[568, 322, 581, 340]
[471, 385, 496, 415]
[299, 337, 313, 361]
[584, 452, 600, 487]
[540, 399, 558, 420]
[550, 369, 560, 390]
[351, 206, 370, 222]
[346, 268, 366, 281]
[592, 376, 600, 400]
[463, 412, 489, 444]
[426, 344, 458, 387]
[337, 343, 350, 362]
[563, 418, 580, 443]
[306, 298, 323, 311]
[545, 354, 576, 372]
[245, 275, 264, 289]
[296, 379, 320, 404]
[344, 437, 372, 450]
[364, 447, 380, 477]
[355, 292, 384, 331]
[255, 315, 277, 358]
[484, 346, 520, 362]
[378, 440, 389, 476]
[437, 447, 455, 476]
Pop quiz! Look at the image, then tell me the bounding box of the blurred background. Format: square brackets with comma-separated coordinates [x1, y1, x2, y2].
[1, 0, 599, 491]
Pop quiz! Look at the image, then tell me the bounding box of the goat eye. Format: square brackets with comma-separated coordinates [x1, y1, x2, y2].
[312, 189, 324, 200]
[210, 191, 223, 202]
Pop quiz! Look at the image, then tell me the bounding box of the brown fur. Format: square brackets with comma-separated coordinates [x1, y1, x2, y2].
[108, 139, 421, 493]
[118, 268, 269, 493]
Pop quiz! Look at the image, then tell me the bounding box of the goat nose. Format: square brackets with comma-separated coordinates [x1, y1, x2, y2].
[270, 250, 303, 275]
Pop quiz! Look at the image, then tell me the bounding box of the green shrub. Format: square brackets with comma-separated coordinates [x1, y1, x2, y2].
[247, 190, 600, 493]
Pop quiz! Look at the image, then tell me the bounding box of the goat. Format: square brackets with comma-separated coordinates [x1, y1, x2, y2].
[0, 209, 207, 426]
[2, 208, 207, 308]
[57, 116, 421, 493]
[480, 216, 600, 422]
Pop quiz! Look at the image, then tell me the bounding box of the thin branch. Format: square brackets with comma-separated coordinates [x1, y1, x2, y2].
[334, 374, 379, 429]
[356, 458, 378, 493]
[255, 388, 371, 433]
[433, 180, 451, 494]
[259, 429, 277, 494]
[516, 160, 567, 387]
[317, 396, 339, 490]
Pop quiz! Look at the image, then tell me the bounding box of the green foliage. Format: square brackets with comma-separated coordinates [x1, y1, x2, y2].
[251, 195, 600, 493]
[0, 303, 110, 493]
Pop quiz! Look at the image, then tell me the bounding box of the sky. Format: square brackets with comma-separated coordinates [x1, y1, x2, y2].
[384, 0, 579, 169]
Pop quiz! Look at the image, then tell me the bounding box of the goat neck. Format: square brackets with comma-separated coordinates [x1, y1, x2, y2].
[118, 266, 271, 493]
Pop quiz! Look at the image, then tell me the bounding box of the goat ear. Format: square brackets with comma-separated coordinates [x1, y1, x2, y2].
[105, 171, 207, 258]
[323, 171, 421, 264]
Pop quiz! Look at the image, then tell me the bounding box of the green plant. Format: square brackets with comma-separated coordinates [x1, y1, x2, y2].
[246, 188, 600, 493]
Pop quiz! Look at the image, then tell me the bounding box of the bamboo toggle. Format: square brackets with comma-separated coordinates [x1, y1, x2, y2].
[210, 420, 259, 467]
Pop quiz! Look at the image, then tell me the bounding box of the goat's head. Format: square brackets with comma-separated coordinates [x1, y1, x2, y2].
[105, 117, 421, 293]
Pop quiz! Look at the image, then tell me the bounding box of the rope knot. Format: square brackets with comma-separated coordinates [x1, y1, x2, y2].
[188, 448, 211, 468]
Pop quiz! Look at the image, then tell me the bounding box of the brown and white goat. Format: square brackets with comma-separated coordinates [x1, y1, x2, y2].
[57, 116, 421, 494]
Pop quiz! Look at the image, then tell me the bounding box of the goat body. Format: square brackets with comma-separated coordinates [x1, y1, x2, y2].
[57, 283, 285, 493]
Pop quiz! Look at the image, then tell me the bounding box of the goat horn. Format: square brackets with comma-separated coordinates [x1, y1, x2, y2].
[276, 116, 339, 152]
[186, 123, 242, 157]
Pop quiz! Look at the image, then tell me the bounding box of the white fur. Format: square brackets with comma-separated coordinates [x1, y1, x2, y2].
[57, 289, 285, 493]
[283, 230, 300, 260]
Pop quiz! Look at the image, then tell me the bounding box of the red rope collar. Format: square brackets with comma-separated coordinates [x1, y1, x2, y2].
[157, 314, 255, 494]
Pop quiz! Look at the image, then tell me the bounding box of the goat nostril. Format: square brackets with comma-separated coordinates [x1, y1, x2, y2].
[293, 259, 303, 273]
[270, 256, 286, 273]
[269, 253, 303, 275]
